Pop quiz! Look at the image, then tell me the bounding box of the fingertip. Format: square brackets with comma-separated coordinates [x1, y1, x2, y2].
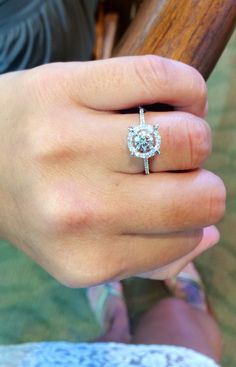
[202, 225, 220, 248]
[203, 101, 209, 117]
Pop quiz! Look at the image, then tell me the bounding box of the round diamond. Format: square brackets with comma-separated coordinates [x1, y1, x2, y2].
[128, 124, 161, 159]
[134, 130, 154, 153]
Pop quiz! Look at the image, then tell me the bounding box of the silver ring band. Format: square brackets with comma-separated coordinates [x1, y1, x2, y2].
[144, 158, 149, 175]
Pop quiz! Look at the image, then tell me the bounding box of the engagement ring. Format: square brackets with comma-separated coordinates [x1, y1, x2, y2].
[127, 107, 161, 174]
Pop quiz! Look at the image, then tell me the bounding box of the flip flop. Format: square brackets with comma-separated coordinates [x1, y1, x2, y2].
[87, 281, 131, 341]
[164, 262, 215, 317]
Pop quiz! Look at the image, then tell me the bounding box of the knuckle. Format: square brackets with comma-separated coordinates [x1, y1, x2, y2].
[37, 185, 97, 234]
[186, 116, 212, 168]
[28, 125, 54, 161]
[55, 204, 92, 233]
[29, 123, 78, 164]
[206, 174, 226, 224]
[25, 63, 68, 104]
[37, 184, 115, 236]
[29, 63, 64, 86]
[134, 55, 169, 95]
[198, 73, 208, 102]
[192, 69, 208, 111]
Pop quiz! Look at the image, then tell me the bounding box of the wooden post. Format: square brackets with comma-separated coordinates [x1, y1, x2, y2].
[114, 0, 236, 79]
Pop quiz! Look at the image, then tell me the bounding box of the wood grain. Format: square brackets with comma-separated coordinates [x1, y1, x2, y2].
[114, 0, 236, 79]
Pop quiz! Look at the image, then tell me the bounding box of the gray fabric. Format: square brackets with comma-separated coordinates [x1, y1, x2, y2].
[0, 0, 99, 73]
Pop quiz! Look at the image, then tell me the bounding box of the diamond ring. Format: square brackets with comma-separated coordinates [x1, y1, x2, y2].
[127, 107, 161, 174]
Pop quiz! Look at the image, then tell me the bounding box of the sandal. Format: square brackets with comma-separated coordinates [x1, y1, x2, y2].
[164, 262, 214, 315]
[87, 281, 131, 342]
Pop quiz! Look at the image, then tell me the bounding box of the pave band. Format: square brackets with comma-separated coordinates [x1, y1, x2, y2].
[144, 158, 149, 175]
[127, 107, 161, 175]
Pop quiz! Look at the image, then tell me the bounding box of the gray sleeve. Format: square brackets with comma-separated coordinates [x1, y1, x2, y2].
[0, 0, 99, 73]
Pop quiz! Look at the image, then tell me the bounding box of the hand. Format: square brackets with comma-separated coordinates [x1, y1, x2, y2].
[0, 55, 226, 287]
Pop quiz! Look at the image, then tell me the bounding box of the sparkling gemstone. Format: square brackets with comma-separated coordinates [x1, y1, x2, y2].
[134, 131, 154, 152]
[127, 124, 161, 159]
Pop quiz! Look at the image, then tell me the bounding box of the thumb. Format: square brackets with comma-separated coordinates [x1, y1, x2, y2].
[138, 225, 220, 280]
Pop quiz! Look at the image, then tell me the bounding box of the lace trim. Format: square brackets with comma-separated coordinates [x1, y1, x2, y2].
[0, 342, 220, 367]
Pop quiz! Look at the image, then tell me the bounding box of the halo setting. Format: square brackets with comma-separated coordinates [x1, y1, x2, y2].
[127, 107, 161, 174]
[127, 125, 161, 159]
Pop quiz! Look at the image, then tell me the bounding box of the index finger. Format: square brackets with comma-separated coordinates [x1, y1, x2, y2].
[64, 55, 207, 117]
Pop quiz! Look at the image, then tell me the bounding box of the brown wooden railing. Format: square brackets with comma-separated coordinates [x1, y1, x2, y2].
[114, 0, 236, 79]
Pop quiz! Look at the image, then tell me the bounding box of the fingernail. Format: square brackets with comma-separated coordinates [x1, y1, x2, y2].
[203, 225, 220, 247]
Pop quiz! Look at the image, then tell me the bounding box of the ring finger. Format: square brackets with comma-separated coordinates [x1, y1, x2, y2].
[82, 110, 212, 174]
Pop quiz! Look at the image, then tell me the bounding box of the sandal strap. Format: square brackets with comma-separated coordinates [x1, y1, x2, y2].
[87, 282, 123, 330]
[175, 272, 204, 289]
[165, 264, 208, 312]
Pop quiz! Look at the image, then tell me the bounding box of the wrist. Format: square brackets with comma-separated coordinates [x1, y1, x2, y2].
[0, 72, 20, 241]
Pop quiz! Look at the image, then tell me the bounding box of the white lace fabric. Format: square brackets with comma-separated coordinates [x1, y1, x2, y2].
[0, 342, 220, 367]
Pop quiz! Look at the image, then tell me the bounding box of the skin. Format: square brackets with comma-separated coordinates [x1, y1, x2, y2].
[0, 55, 226, 287]
[133, 298, 223, 363]
[99, 295, 222, 362]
